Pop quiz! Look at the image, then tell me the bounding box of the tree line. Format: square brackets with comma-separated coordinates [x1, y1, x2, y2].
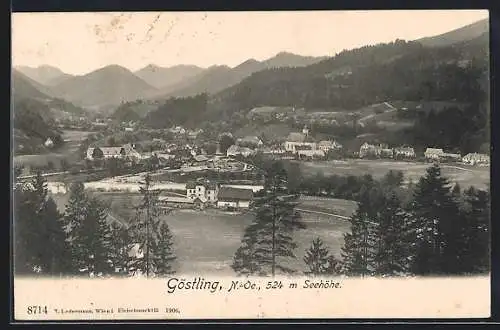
[14, 173, 176, 278]
[231, 161, 489, 277]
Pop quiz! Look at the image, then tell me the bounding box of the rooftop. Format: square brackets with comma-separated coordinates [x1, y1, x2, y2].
[218, 186, 253, 201]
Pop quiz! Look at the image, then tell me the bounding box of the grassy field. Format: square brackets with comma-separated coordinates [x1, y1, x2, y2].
[14, 130, 93, 170]
[159, 209, 350, 275]
[300, 160, 490, 189]
[50, 191, 355, 276]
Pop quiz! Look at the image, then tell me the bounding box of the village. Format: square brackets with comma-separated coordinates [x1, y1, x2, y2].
[28, 117, 487, 213]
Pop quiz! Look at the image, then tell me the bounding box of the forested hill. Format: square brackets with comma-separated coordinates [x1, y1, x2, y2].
[208, 36, 488, 116]
[143, 93, 208, 129]
[13, 98, 64, 154]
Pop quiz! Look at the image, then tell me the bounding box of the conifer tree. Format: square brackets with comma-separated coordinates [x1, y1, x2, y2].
[461, 187, 490, 273]
[232, 161, 306, 277]
[407, 164, 461, 275]
[372, 191, 412, 276]
[341, 183, 387, 277]
[64, 182, 89, 246]
[108, 222, 135, 276]
[71, 197, 113, 277]
[13, 173, 71, 275]
[231, 224, 264, 276]
[304, 237, 340, 276]
[37, 197, 73, 275]
[151, 222, 177, 276]
[128, 174, 176, 277]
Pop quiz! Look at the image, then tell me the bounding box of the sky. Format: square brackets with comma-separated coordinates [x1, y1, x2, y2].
[12, 10, 489, 75]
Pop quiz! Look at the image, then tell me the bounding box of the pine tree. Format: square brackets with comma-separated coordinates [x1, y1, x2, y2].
[72, 197, 114, 277]
[13, 173, 71, 276]
[128, 174, 176, 277]
[108, 222, 135, 276]
[461, 187, 490, 274]
[372, 191, 412, 276]
[408, 164, 461, 275]
[231, 224, 264, 276]
[304, 237, 340, 276]
[232, 161, 306, 277]
[64, 182, 89, 245]
[37, 197, 73, 275]
[151, 222, 177, 276]
[341, 183, 386, 277]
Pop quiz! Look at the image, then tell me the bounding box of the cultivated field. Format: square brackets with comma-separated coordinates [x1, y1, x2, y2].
[300, 160, 490, 189]
[50, 191, 355, 276]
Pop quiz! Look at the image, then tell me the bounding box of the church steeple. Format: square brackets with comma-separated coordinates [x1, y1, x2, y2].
[302, 125, 309, 137]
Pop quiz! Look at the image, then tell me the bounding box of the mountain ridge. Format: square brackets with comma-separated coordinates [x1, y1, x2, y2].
[50, 64, 158, 107]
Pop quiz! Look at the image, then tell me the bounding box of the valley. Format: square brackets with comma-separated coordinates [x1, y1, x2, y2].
[12, 15, 491, 279]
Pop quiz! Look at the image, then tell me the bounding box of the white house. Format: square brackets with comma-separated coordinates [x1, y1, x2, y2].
[86, 143, 141, 160]
[424, 148, 445, 160]
[462, 153, 490, 166]
[318, 140, 343, 152]
[186, 181, 219, 203]
[359, 143, 382, 158]
[217, 186, 253, 209]
[226, 145, 256, 157]
[394, 146, 416, 159]
[44, 138, 54, 148]
[283, 131, 317, 153]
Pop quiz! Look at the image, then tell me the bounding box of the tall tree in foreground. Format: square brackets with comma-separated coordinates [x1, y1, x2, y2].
[71, 197, 113, 277]
[340, 188, 379, 277]
[407, 164, 461, 275]
[108, 222, 135, 276]
[303, 237, 340, 276]
[13, 173, 71, 275]
[151, 222, 177, 275]
[232, 161, 306, 277]
[128, 174, 176, 277]
[372, 191, 412, 276]
[460, 187, 490, 274]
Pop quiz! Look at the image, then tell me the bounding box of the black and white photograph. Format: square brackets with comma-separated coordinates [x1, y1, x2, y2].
[11, 9, 491, 320]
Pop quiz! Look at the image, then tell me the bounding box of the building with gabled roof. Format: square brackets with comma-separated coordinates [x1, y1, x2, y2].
[424, 148, 445, 160]
[217, 186, 253, 209]
[462, 153, 490, 166]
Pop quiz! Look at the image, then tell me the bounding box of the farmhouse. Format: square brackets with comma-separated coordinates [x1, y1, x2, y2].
[380, 148, 394, 158]
[226, 145, 256, 157]
[86, 143, 141, 160]
[296, 145, 325, 159]
[394, 146, 416, 159]
[462, 153, 490, 166]
[217, 186, 253, 209]
[359, 143, 381, 158]
[186, 181, 219, 203]
[284, 128, 317, 154]
[158, 196, 203, 210]
[424, 148, 445, 160]
[318, 140, 343, 152]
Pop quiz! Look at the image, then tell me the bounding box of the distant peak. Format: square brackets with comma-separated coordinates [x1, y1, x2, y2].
[99, 64, 131, 72]
[274, 51, 296, 57]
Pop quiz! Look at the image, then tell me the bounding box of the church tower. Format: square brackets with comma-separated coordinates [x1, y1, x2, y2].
[302, 125, 309, 137]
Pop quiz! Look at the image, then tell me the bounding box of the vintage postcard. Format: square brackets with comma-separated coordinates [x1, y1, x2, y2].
[11, 10, 490, 321]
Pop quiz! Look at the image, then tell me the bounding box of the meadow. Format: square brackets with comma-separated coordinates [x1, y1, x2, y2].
[50, 191, 355, 276]
[300, 159, 490, 189]
[14, 130, 93, 170]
